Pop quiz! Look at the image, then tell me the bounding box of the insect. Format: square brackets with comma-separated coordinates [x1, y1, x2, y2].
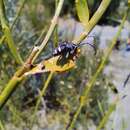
[52, 41, 96, 60]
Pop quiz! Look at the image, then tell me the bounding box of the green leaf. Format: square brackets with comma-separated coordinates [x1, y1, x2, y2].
[75, 0, 89, 25]
[0, 35, 5, 46]
[0, 120, 5, 130]
[0, 0, 23, 64]
[128, 0, 130, 7]
[3, 26, 23, 64]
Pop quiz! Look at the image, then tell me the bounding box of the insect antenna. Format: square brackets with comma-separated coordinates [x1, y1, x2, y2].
[77, 42, 97, 55]
[123, 73, 130, 88]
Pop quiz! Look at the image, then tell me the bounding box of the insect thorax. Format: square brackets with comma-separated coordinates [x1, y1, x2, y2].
[53, 42, 78, 57]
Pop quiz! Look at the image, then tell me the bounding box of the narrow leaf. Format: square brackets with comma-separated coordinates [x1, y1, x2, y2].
[128, 0, 130, 7]
[75, 0, 89, 25]
[0, 0, 23, 64]
[3, 26, 23, 64]
[0, 35, 5, 46]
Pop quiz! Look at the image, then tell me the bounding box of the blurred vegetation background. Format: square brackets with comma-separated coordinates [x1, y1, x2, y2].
[0, 0, 128, 129]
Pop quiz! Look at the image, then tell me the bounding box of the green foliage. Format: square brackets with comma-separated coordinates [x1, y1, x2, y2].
[0, 0, 23, 64]
[75, 0, 89, 25]
[0, 0, 127, 130]
[0, 120, 5, 130]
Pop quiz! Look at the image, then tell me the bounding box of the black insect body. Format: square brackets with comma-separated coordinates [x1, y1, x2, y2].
[52, 41, 96, 61]
[53, 42, 79, 60]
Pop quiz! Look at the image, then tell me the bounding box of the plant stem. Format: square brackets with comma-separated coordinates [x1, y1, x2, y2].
[30, 0, 59, 126]
[0, 120, 5, 130]
[73, 0, 112, 44]
[67, 11, 127, 130]
[35, 72, 53, 112]
[30, 72, 54, 128]
[96, 102, 116, 130]
[97, 100, 105, 117]
[0, 35, 5, 46]
[53, 0, 59, 47]
[0, 76, 23, 109]
[32, 0, 64, 63]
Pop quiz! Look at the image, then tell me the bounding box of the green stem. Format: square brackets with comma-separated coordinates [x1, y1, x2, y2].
[97, 100, 105, 117]
[68, 103, 83, 130]
[0, 76, 23, 110]
[32, 0, 64, 62]
[0, 120, 5, 130]
[96, 102, 116, 130]
[7, 100, 23, 124]
[0, 35, 5, 46]
[35, 72, 53, 112]
[0, 47, 40, 109]
[84, 11, 127, 97]
[67, 9, 127, 130]
[73, 0, 112, 44]
[30, 0, 60, 126]
[53, 0, 59, 47]
[30, 72, 53, 128]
